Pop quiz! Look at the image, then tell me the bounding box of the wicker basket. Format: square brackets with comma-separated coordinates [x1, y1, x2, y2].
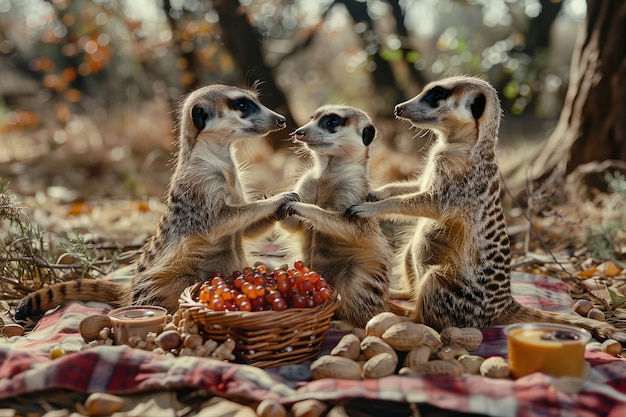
[178, 282, 341, 368]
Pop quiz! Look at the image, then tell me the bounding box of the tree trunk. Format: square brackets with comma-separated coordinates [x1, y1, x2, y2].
[336, 0, 407, 108]
[529, 0, 626, 192]
[212, 0, 296, 149]
[521, 0, 563, 56]
[386, 0, 426, 88]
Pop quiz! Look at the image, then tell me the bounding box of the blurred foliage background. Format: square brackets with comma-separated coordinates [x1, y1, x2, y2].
[0, 0, 592, 203]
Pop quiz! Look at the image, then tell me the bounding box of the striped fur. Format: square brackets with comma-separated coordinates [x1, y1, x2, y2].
[346, 76, 625, 341]
[279, 105, 392, 328]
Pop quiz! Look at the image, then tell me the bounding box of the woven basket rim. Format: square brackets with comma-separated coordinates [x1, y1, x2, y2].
[179, 281, 341, 320]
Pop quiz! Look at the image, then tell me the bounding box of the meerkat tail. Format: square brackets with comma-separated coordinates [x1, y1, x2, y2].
[498, 300, 626, 342]
[14, 280, 126, 321]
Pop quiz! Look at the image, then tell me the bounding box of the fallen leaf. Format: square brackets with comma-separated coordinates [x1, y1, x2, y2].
[608, 287, 626, 309]
[600, 261, 623, 277]
[67, 201, 92, 216]
[575, 267, 598, 279]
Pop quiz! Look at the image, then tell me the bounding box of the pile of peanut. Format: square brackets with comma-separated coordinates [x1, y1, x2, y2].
[79, 309, 236, 361]
[311, 312, 510, 380]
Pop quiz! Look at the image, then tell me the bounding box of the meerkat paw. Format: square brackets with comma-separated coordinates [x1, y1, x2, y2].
[366, 191, 382, 202]
[344, 203, 373, 220]
[277, 192, 301, 203]
[276, 201, 298, 220]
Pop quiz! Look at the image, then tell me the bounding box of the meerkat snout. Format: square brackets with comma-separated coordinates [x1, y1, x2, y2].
[291, 129, 305, 140]
[275, 115, 287, 129]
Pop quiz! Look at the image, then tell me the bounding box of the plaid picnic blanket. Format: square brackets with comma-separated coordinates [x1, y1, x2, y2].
[1, 272, 626, 417]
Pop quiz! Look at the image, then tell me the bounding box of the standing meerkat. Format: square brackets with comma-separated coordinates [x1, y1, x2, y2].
[15, 84, 299, 320]
[345, 76, 625, 341]
[278, 105, 392, 328]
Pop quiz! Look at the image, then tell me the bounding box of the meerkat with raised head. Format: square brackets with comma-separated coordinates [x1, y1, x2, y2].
[346, 76, 625, 341]
[278, 105, 392, 328]
[15, 84, 298, 320]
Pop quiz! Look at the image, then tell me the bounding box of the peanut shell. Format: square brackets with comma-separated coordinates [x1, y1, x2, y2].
[413, 360, 464, 377]
[439, 327, 483, 351]
[331, 333, 361, 360]
[361, 352, 398, 379]
[458, 354, 485, 375]
[310, 355, 362, 380]
[2, 323, 25, 338]
[403, 345, 431, 369]
[381, 322, 426, 351]
[360, 335, 397, 360]
[365, 312, 402, 337]
[155, 330, 182, 351]
[257, 399, 287, 417]
[479, 356, 510, 378]
[291, 399, 328, 417]
[435, 344, 469, 360]
[79, 315, 112, 343]
[415, 324, 442, 350]
[84, 392, 124, 416]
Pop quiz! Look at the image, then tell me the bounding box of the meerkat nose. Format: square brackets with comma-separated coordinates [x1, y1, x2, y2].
[276, 116, 287, 129]
[394, 106, 404, 118]
[292, 129, 305, 141]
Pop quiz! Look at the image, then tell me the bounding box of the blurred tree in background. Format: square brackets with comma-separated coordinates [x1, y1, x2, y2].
[527, 0, 626, 193]
[0, 0, 622, 199]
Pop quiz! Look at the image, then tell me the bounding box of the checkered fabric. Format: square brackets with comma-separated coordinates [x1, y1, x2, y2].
[1, 272, 625, 417]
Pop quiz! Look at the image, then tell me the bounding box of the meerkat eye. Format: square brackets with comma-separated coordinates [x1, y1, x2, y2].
[423, 86, 452, 108]
[230, 98, 258, 116]
[320, 114, 344, 131]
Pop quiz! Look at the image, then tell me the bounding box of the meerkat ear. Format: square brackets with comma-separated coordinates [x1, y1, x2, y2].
[470, 93, 486, 120]
[191, 105, 212, 131]
[362, 125, 376, 146]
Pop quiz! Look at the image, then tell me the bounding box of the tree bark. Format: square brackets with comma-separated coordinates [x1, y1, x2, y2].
[529, 0, 626, 192]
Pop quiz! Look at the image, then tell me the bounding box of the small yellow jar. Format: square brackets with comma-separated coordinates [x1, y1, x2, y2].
[504, 322, 591, 378]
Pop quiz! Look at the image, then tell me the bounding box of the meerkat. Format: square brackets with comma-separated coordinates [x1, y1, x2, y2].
[277, 105, 392, 328]
[345, 76, 625, 341]
[15, 84, 299, 320]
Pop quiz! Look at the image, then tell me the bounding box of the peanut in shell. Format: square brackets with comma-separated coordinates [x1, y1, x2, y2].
[360, 335, 398, 360]
[458, 354, 485, 375]
[412, 359, 464, 377]
[361, 352, 398, 379]
[365, 312, 403, 337]
[381, 322, 426, 351]
[310, 355, 362, 380]
[403, 345, 432, 369]
[439, 327, 483, 351]
[330, 333, 361, 360]
[479, 356, 510, 379]
[435, 344, 469, 360]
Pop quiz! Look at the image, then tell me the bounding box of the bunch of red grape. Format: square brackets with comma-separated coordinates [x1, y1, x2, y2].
[197, 260, 332, 312]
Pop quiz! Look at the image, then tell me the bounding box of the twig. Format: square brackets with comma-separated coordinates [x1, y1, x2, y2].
[0, 276, 38, 292]
[501, 172, 580, 285]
